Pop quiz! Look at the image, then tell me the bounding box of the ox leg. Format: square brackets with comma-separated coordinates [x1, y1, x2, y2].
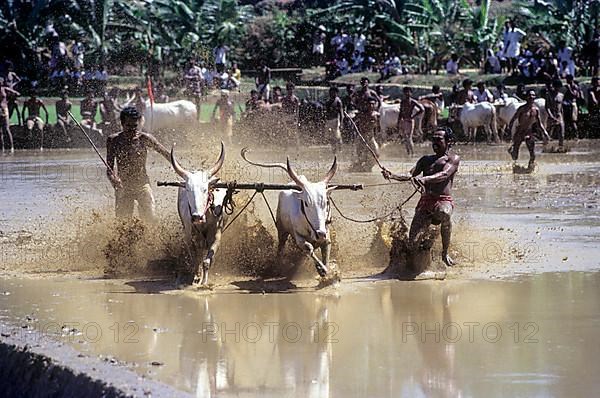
[320, 234, 332, 270]
[201, 230, 222, 286]
[296, 236, 328, 277]
[277, 228, 289, 258]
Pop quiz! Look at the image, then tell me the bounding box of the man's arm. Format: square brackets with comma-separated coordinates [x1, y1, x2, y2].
[211, 102, 219, 121]
[412, 99, 424, 118]
[5, 87, 20, 96]
[105, 136, 121, 188]
[143, 133, 170, 161]
[419, 155, 460, 184]
[382, 157, 424, 181]
[508, 106, 522, 133]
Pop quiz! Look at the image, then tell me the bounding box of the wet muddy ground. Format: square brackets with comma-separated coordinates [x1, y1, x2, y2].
[1, 140, 599, 396]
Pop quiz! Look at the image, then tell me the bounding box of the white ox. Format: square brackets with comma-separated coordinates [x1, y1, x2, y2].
[448, 102, 499, 143]
[379, 100, 439, 142]
[144, 100, 198, 133]
[495, 97, 548, 138]
[170, 142, 227, 286]
[241, 148, 337, 277]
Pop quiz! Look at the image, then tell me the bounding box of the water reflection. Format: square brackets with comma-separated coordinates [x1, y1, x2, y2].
[1, 272, 600, 396]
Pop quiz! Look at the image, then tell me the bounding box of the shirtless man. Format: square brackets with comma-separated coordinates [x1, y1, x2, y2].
[545, 80, 565, 147]
[281, 82, 300, 115]
[588, 77, 600, 117]
[455, 79, 476, 105]
[352, 77, 381, 169]
[4, 69, 21, 126]
[211, 90, 235, 145]
[55, 91, 73, 143]
[397, 86, 425, 156]
[100, 91, 120, 136]
[324, 86, 344, 154]
[106, 107, 170, 222]
[382, 127, 460, 269]
[21, 93, 49, 151]
[564, 74, 583, 138]
[0, 78, 19, 153]
[508, 90, 550, 167]
[419, 85, 445, 112]
[80, 90, 100, 136]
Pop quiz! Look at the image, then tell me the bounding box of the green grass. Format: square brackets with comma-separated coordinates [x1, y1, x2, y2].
[10, 98, 246, 126]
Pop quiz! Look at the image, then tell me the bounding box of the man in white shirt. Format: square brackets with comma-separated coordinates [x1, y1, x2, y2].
[446, 54, 459, 75]
[213, 44, 229, 73]
[557, 41, 575, 77]
[353, 33, 366, 54]
[502, 20, 526, 74]
[474, 82, 494, 103]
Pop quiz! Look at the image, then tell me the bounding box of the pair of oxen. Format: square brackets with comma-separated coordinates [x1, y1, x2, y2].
[169, 143, 337, 286]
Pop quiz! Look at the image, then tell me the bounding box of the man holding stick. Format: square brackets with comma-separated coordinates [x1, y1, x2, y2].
[106, 107, 170, 222]
[382, 127, 460, 269]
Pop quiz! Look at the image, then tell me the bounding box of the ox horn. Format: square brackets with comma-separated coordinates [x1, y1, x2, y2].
[208, 141, 225, 177]
[323, 156, 338, 184]
[286, 157, 305, 189]
[170, 144, 190, 179]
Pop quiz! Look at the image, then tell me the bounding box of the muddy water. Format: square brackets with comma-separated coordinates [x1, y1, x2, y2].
[1, 141, 600, 395]
[1, 272, 600, 396]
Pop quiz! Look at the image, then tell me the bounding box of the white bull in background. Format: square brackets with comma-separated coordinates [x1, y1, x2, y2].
[495, 97, 548, 138]
[379, 100, 439, 142]
[144, 100, 198, 133]
[241, 148, 337, 277]
[171, 142, 227, 286]
[448, 102, 499, 143]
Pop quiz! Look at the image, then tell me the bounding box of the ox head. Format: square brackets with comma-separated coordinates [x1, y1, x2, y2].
[171, 142, 225, 225]
[287, 157, 338, 242]
[447, 104, 462, 123]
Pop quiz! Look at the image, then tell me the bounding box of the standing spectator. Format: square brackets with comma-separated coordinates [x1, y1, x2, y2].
[588, 77, 600, 117]
[256, 63, 271, 102]
[545, 80, 565, 147]
[396, 86, 424, 156]
[4, 64, 21, 126]
[557, 41, 575, 78]
[502, 20, 526, 74]
[22, 93, 49, 150]
[55, 91, 73, 143]
[213, 44, 229, 73]
[563, 74, 583, 138]
[446, 54, 459, 75]
[456, 79, 475, 105]
[312, 26, 326, 66]
[336, 56, 349, 75]
[324, 86, 343, 154]
[282, 82, 300, 116]
[474, 82, 494, 103]
[495, 84, 509, 102]
[211, 90, 235, 145]
[353, 33, 366, 54]
[72, 38, 85, 69]
[80, 90, 100, 136]
[484, 49, 501, 74]
[330, 29, 344, 54]
[0, 78, 19, 153]
[184, 60, 205, 118]
[351, 51, 364, 73]
[583, 30, 600, 76]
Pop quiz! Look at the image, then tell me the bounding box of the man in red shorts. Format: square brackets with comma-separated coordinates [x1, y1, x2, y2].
[382, 127, 460, 267]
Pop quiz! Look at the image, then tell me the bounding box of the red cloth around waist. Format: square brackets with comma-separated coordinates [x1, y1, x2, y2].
[416, 193, 454, 212]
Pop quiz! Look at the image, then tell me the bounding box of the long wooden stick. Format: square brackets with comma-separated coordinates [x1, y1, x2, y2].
[343, 110, 386, 171]
[157, 181, 364, 191]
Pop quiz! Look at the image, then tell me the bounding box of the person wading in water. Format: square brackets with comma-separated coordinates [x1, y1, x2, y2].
[106, 107, 170, 222]
[382, 127, 460, 270]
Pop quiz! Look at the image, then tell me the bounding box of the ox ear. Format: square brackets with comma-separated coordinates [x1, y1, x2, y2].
[170, 144, 190, 179]
[286, 157, 304, 189]
[322, 156, 338, 184]
[208, 141, 225, 177]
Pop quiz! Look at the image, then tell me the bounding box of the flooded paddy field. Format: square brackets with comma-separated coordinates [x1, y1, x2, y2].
[1, 140, 599, 396]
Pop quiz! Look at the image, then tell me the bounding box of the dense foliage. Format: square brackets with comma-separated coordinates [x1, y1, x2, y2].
[1, 0, 598, 75]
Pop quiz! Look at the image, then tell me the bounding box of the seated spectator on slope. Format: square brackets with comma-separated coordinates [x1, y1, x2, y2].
[484, 49, 501, 74]
[557, 41, 576, 78]
[446, 53, 459, 75]
[474, 81, 494, 103]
